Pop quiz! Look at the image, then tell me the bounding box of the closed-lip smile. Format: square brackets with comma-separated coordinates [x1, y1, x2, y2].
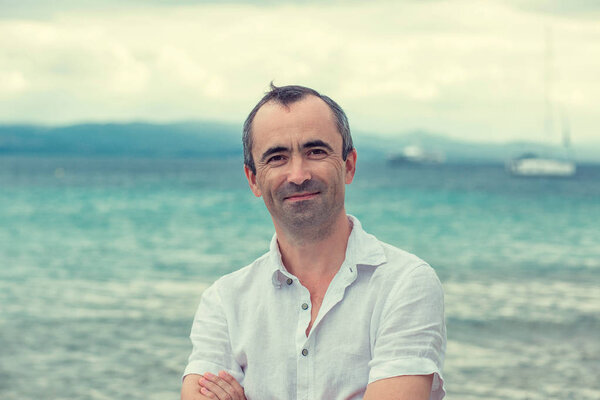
[284, 192, 320, 201]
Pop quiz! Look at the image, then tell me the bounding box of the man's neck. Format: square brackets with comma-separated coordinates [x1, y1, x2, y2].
[274, 211, 352, 285]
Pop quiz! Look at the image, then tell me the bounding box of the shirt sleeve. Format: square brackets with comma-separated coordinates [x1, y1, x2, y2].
[183, 282, 244, 382]
[368, 264, 446, 399]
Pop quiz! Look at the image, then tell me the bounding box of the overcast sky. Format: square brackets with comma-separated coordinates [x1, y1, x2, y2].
[1, 0, 599, 144]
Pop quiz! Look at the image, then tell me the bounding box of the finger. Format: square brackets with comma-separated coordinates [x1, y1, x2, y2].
[199, 379, 228, 400]
[196, 375, 207, 394]
[204, 372, 235, 393]
[199, 386, 217, 399]
[218, 371, 245, 399]
[200, 374, 234, 400]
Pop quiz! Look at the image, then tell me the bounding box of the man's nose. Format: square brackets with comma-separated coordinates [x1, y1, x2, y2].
[287, 156, 311, 185]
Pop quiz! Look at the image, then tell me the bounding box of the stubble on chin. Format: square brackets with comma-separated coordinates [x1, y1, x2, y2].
[279, 197, 344, 245]
[271, 178, 345, 243]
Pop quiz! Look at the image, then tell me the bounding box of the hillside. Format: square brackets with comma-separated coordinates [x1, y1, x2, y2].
[1, 122, 598, 163]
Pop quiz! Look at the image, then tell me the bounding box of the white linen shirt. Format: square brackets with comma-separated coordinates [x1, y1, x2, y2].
[184, 216, 446, 400]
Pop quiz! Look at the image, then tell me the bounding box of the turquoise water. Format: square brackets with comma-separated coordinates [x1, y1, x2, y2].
[1, 156, 599, 399]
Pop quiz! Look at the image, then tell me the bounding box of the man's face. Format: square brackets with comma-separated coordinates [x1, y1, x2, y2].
[244, 95, 357, 232]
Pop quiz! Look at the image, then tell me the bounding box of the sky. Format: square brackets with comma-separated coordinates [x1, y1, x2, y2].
[1, 0, 599, 144]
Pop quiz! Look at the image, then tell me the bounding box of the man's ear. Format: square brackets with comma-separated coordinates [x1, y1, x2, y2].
[344, 149, 357, 184]
[244, 164, 262, 197]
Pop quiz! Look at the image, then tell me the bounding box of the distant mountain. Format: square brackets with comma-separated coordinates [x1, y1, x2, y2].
[0, 122, 241, 158]
[1, 122, 598, 163]
[355, 129, 600, 164]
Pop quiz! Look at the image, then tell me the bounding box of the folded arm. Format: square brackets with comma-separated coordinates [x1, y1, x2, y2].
[362, 374, 433, 400]
[182, 371, 246, 400]
[181, 374, 210, 400]
[183, 284, 245, 399]
[186, 372, 432, 400]
[365, 265, 446, 400]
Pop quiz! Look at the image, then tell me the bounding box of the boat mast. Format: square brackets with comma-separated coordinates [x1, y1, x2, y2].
[561, 107, 571, 149]
[544, 26, 554, 145]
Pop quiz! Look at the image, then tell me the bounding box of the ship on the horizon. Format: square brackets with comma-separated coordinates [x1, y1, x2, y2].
[506, 152, 575, 177]
[388, 145, 445, 165]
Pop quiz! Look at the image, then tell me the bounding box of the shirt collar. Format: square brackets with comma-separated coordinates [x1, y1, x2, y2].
[269, 215, 387, 288]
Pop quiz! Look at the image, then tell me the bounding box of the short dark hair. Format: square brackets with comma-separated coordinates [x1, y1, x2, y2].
[242, 83, 353, 174]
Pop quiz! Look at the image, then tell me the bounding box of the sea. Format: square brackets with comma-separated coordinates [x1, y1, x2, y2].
[1, 155, 599, 400]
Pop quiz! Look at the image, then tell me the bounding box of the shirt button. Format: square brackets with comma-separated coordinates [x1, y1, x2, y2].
[302, 348, 309, 356]
[301, 303, 309, 310]
[286, 278, 293, 285]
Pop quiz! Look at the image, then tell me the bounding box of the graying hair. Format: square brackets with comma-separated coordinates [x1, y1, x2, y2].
[242, 83, 353, 174]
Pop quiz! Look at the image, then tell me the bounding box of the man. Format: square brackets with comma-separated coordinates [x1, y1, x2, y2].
[181, 84, 446, 400]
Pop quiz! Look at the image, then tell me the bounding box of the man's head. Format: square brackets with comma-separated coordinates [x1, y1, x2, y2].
[242, 84, 357, 237]
[243, 83, 353, 175]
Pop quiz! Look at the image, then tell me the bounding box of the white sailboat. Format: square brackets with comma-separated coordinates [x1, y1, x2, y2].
[507, 153, 575, 177]
[507, 28, 576, 178]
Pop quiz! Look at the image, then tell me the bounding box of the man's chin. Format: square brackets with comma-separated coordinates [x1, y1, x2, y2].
[281, 208, 319, 228]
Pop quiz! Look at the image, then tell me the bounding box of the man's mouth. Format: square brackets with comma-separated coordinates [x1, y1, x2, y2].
[284, 192, 320, 202]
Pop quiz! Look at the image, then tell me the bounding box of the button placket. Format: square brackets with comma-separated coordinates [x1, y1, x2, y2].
[296, 316, 312, 400]
[303, 261, 358, 342]
[295, 284, 312, 359]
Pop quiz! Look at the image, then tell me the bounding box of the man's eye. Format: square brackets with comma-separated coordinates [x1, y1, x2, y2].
[267, 155, 285, 163]
[308, 149, 327, 157]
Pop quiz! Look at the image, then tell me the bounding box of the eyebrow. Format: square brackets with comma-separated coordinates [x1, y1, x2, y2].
[260, 146, 289, 163]
[259, 140, 335, 163]
[302, 140, 334, 152]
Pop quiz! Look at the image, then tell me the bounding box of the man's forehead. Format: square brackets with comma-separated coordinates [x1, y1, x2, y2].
[251, 96, 339, 145]
[256, 95, 335, 124]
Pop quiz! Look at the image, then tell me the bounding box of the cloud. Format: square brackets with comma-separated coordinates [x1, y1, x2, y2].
[509, 0, 600, 17]
[0, 0, 599, 144]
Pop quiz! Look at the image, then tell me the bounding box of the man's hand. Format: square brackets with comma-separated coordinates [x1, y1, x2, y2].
[197, 371, 246, 400]
[181, 371, 246, 400]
